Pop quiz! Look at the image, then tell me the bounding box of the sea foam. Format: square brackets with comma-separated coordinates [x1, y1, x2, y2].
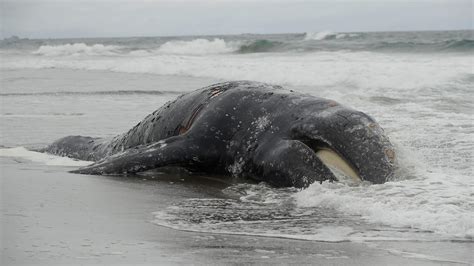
[294, 176, 474, 239]
[304, 31, 359, 41]
[157, 38, 238, 55]
[33, 43, 121, 56]
[4, 51, 471, 91]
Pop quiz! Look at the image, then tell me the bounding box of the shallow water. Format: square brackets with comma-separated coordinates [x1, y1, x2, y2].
[1, 31, 473, 249]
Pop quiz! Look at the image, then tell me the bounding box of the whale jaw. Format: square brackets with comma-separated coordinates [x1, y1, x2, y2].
[315, 149, 362, 184]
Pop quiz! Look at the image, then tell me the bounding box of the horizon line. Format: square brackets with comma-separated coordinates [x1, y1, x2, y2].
[2, 28, 472, 41]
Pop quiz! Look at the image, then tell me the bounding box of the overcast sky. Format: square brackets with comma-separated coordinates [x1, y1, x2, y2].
[1, 0, 472, 39]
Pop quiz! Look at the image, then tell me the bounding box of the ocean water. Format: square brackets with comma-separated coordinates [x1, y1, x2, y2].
[1, 30, 473, 243]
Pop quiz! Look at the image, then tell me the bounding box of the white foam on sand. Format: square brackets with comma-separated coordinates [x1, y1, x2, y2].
[0, 147, 93, 166]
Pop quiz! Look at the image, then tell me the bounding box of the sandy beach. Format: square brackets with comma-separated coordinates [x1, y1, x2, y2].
[2, 156, 472, 265]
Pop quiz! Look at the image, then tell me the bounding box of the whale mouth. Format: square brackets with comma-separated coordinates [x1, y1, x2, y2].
[298, 139, 362, 184]
[315, 149, 362, 184]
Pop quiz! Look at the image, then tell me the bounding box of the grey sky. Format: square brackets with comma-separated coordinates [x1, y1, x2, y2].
[1, 0, 472, 39]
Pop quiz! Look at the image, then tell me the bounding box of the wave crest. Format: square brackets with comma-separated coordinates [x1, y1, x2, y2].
[157, 38, 237, 55]
[33, 43, 121, 56]
[440, 39, 474, 51]
[294, 179, 473, 239]
[304, 31, 359, 41]
[237, 39, 282, 53]
[153, 38, 283, 55]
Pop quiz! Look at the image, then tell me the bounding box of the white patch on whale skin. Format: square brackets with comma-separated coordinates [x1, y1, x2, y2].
[156, 140, 167, 148]
[315, 149, 361, 184]
[228, 157, 245, 176]
[255, 116, 270, 131]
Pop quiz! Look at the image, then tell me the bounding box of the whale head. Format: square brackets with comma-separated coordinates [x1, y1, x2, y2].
[291, 104, 396, 184]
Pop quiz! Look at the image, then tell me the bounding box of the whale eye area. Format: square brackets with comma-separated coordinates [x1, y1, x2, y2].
[298, 138, 362, 184]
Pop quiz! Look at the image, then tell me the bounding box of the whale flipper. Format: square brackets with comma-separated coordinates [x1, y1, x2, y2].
[252, 139, 336, 188]
[70, 135, 198, 175]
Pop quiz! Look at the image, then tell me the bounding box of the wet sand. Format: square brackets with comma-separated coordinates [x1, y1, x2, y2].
[1, 157, 471, 265]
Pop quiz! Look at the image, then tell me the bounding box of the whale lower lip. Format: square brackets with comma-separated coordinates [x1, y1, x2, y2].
[315, 149, 362, 183]
[296, 138, 362, 183]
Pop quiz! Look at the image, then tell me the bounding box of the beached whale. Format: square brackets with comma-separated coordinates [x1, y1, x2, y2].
[43, 81, 395, 188]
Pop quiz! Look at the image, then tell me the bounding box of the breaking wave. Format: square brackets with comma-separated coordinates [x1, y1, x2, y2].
[153, 181, 473, 242]
[237, 40, 283, 53]
[4, 50, 471, 90]
[33, 43, 122, 56]
[304, 31, 359, 41]
[156, 38, 238, 55]
[32, 39, 284, 56]
[294, 179, 474, 240]
[28, 36, 473, 57]
[442, 39, 474, 51]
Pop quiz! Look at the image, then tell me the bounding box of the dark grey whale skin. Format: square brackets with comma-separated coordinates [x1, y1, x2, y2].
[44, 81, 395, 188]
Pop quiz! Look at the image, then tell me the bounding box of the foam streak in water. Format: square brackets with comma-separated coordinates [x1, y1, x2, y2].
[294, 179, 473, 239]
[152, 183, 470, 242]
[3, 52, 471, 90]
[0, 147, 93, 166]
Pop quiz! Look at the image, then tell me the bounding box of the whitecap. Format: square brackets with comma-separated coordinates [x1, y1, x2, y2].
[156, 38, 238, 55]
[33, 43, 121, 56]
